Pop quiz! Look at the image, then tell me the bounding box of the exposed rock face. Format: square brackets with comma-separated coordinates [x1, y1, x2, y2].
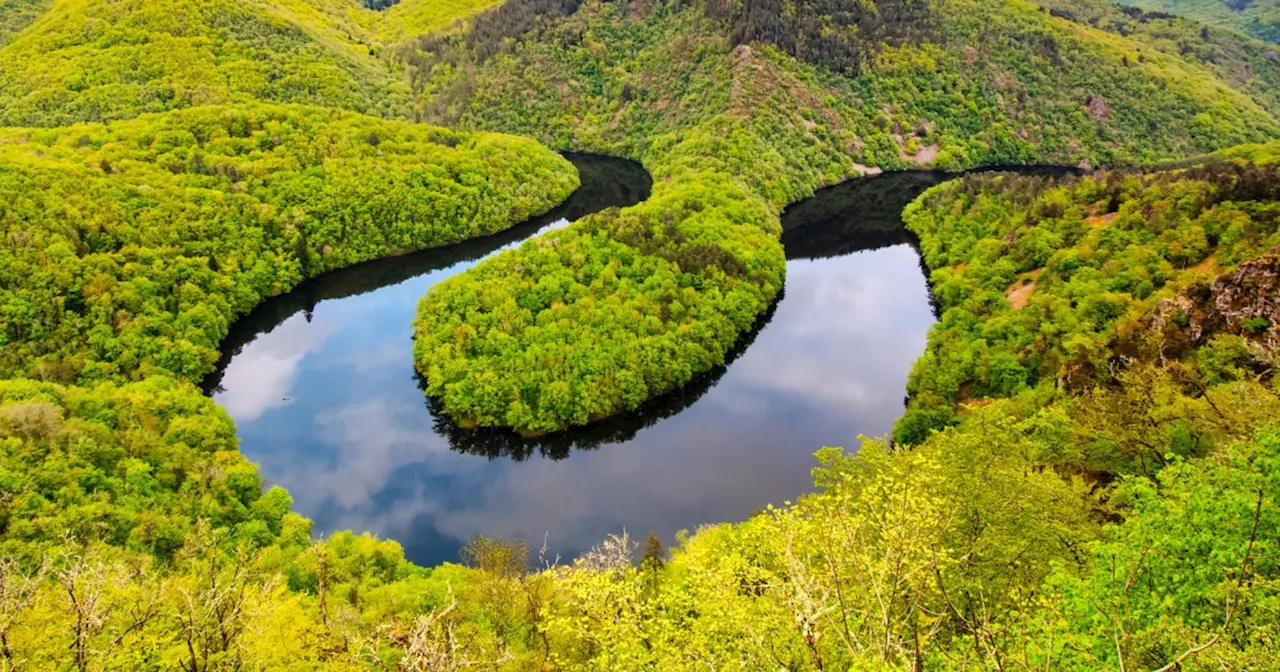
[1086, 95, 1110, 119]
[1201, 253, 1280, 336]
[1145, 252, 1280, 353]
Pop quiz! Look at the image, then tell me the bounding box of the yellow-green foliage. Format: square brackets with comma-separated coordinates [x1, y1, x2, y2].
[1119, 0, 1280, 43]
[1040, 0, 1280, 116]
[0, 0, 506, 127]
[0, 0, 409, 125]
[408, 0, 1280, 433]
[0, 102, 580, 384]
[896, 143, 1280, 446]
[414, 154, 784, 433]
[376, 0, 504, 44]
[3, 1, 1280, 668]
[415, 0, 1280, 172]
[0, 0, 50, 46]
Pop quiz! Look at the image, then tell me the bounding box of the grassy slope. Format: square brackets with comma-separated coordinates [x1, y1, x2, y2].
[376, 0, 504, 44]
[1118, 0, 1280, 43]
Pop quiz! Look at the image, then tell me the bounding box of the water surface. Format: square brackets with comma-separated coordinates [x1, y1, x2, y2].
[211, 162, 959, 565]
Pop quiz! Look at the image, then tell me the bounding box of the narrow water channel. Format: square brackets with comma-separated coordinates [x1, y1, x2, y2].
[208, 160, 981, 565]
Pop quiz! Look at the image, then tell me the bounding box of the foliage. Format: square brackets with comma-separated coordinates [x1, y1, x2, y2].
[1118, 0, 1280, 44]
[896, 144, 1280, 448]
[376, 0, 506, 45]
[0, 0, 511, 127]
[406, 0, 1280, 432]
[1024, 429, 1280, 670]
[1039, 0, 1280, 117]
[0, 102, 579, 385]
[0, 0, 50, 47]
[413, 157, 784, 433]
[407, 0, 1280, 170]
[3, 0, 1280, 668]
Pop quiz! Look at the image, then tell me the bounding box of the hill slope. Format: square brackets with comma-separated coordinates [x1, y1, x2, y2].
[0, 103, 579, 383]
[0, 0, 51, 47]
[410, 0, 1280, 174]
[0, 0, 505, 127]
[1119, 0, 1280, 43]
[404, 0, 1280, 433]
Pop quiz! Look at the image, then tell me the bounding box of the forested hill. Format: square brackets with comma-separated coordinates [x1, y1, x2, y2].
[0, 104, 580, 384]
[1119, 0, 1280, 43]
[410, 0, 1280, 178]
[3, 0, 1280, 668]
[0, 0, 502, 126]
[404, 0, 1280, 435]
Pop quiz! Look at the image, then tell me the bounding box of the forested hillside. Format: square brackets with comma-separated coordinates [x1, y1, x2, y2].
[409, 0, 1280, 433]
[0, 0, 507, 126]
[0, 0, 50, 46]
[4, 146, 1279, 669]
[0, 103, 579, 384]
[1120, 0, 1280, 43]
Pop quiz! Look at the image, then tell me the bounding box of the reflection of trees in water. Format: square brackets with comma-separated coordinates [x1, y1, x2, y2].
[443, 173, 944, 459]
[782, 166, 1081, 261]
[210, 158, 1081, 458]
[783, 166, 1080, 320]
[435, 165, 1084, 460]
[782, 170, 950, 260]
[425, 292, 784, 460]
[202, 154, 651, 395]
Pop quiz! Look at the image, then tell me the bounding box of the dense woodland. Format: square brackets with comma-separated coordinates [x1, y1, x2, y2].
[1120, 0, 1280, 43]
[0, 0, 1279, 668]
[0, 104, 579, 384]
[0, 0, 511, 126]
[897, 149, 1280, 446]
[409, 0, 1280, 432]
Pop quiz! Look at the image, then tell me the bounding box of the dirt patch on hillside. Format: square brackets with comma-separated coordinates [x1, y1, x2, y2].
[1084, 212, 1116, 228]
[1006, 269, 1044, 309]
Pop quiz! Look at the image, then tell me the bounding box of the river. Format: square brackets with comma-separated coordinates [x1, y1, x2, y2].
[208, 157, 1031, 565]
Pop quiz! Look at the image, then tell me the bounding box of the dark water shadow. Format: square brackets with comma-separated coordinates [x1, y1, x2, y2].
[203, 153, 652, 395]
[211, 162, 1081, 455]
[783, 166, 1084, 260]
[783, 165, 1082, 321]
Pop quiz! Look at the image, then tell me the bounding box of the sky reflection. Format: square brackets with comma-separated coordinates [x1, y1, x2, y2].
[214, 166, 939, 566]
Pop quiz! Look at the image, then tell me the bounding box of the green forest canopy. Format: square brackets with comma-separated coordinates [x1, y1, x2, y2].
[0, 103, 579, 384]
[1119, 0, 1280, 43]
[5, 145, 1280, 670]
[0, 0, 506, 126]
[408, 0, 1280, 433]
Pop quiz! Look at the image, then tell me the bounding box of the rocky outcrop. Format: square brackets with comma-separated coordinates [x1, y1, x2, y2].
[1199, 252, 1280, 336]
[1142, 252, 1280, 356]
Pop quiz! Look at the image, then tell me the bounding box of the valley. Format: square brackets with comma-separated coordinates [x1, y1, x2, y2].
[0, 0, 1278, 669]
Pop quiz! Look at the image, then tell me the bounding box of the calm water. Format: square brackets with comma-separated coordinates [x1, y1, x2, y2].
[208, 160, 960, 565]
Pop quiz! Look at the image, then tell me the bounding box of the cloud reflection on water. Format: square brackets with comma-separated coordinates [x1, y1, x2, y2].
[212, 165, 952, 566]
[216, 241, 934, 565]
[216, 313, 334, 422]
